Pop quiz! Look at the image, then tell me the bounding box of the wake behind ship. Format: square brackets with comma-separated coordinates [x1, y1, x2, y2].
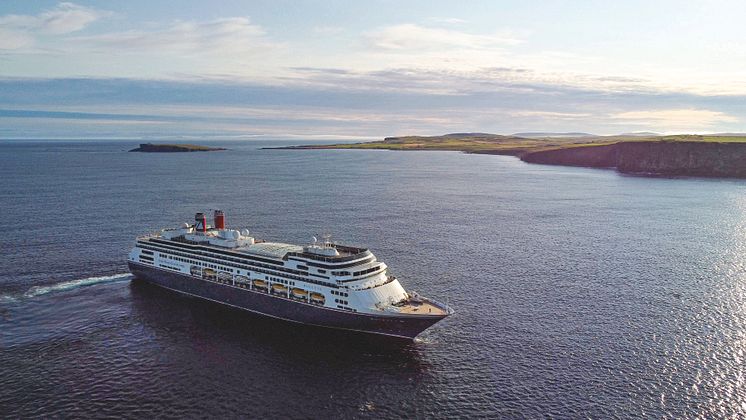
[127, 211, 452, 339]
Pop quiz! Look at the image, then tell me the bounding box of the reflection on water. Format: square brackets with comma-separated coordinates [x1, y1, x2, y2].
[2, 141, 746, 417]
[129, 279, 427, 363]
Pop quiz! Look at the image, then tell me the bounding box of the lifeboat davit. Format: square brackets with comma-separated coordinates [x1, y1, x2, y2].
[190, 266, 201, 276]
[310, 292, 325, 304]
[291, 288, 308, 299]
[235, 275, 249, 284]
[217, 271, 232, 282]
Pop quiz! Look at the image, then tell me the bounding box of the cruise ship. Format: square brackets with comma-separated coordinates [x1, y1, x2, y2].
[127, 211, 452, 339]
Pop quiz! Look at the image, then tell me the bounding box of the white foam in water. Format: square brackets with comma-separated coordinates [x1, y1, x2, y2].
[22, 273, 133, 298]
[0, 294, 19, 304]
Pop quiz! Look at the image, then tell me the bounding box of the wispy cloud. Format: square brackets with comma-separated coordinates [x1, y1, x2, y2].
[1, 77, 743, 139]
[365, 23, 522, 51]
[611, 109, 739, 131]
[0, 2, 108, 50]
[425, 17, 468, 25]
[1, 3, 745, 137]
[71, 17, 278, 56]
[510, 111, 591, 119]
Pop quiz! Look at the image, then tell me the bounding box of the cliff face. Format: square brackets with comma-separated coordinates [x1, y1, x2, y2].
[520, 143, 618, 168]
[521, 141, 746, 177]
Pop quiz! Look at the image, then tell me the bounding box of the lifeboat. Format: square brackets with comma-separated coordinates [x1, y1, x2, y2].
[190, 266, 201, 276]
[291, 288, 308, 299]
[203, 268, 217, 279]
[253, 279, 268, 289]
[310, 292, 325, 304]
[217, 271, 232, 283]
[271, 283, 288, 295]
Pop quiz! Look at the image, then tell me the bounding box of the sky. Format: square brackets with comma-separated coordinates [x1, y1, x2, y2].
[1, 0, 745, 139]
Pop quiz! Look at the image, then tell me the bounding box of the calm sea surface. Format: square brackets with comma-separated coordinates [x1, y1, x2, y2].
[2, 140, 746, 418]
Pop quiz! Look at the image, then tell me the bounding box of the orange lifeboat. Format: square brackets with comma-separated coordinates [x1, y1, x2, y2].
[271, 283, 288, 295]
[310, 292, 325, 304]
[291, 288, 308, 299]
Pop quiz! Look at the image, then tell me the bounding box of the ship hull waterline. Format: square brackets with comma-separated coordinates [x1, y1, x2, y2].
[128, 262, 446, 340]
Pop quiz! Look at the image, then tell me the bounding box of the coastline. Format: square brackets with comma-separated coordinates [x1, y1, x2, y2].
[129, 143, 227, 152]
[267, 134, 746, 178]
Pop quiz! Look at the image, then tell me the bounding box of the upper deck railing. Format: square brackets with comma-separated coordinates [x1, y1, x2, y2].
[288, 245, 371, 263]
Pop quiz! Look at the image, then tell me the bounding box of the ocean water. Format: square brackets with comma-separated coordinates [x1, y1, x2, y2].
[2, 140, 746, 418]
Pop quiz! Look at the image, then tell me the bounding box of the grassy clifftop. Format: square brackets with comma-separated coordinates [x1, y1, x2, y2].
[522, 140, 746, 177]
[277, 133, 746, 178]
[278, 132, 582, 154]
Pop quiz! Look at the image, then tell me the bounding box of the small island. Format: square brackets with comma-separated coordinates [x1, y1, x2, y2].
[129, 143, 226, 153]
[270, 133, 746, 178]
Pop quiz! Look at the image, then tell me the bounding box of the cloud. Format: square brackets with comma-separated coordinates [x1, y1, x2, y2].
[1, 76, 744, 139]
[365, 23, 522, 51]
[510, 111, 591, 120]
[0, 2, 107, 50]
[71, 17, 277, 55]
[611, 109, 738, 129]
[0, 28, 34, 50]
[0, 6, 280, 79]
[425, 17, 467, 25]
[36, 2, 106, 34]
[282, 65, 666, 99]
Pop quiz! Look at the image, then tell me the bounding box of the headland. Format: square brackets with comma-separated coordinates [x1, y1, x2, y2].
[271, 133, 746, 178]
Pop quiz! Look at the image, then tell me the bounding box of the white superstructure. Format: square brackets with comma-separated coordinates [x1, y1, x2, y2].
[128, 211, 446, 317]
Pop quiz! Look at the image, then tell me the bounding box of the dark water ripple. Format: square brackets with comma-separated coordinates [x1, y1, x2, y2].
[2, 141, 746, 418]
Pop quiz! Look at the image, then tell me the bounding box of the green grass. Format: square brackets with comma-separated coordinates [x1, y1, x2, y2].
[291, 133, 746, 155]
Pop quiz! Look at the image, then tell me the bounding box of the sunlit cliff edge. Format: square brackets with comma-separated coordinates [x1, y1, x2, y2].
[272, 133, 746, 178]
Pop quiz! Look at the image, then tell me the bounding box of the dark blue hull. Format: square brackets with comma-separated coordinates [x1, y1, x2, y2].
[128, 262, 445, 339]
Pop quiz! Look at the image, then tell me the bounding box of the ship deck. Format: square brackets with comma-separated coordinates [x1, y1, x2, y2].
[397, 300, 449, 316]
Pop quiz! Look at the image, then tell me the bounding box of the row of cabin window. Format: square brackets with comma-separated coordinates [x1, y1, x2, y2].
[332, 265, 380, 277]
[336, 305, 357, 312]
[331, 290, 348, 297]
[353, 265, 380, 277]
[146, 244, 327, 285]
[266, 276, 295, 286]
[165, 254, 234, 273]
[151, 240, 288, 270]
[334, 299, 349, 305]
[141, 245, 338, 288]
[297, 264, 330, 277]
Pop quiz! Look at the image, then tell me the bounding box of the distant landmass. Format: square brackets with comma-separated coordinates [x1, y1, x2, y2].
[270, 133, 746, 178]
[511, 132, 597, 138]
[129, 143, 226, 152]
[619, 132, 661, 137]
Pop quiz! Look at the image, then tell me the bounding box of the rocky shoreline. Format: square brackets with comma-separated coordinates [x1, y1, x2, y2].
[271, 133, 746, 178]
[129, 143, 226, 152]
[517, 141, 746, 178]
